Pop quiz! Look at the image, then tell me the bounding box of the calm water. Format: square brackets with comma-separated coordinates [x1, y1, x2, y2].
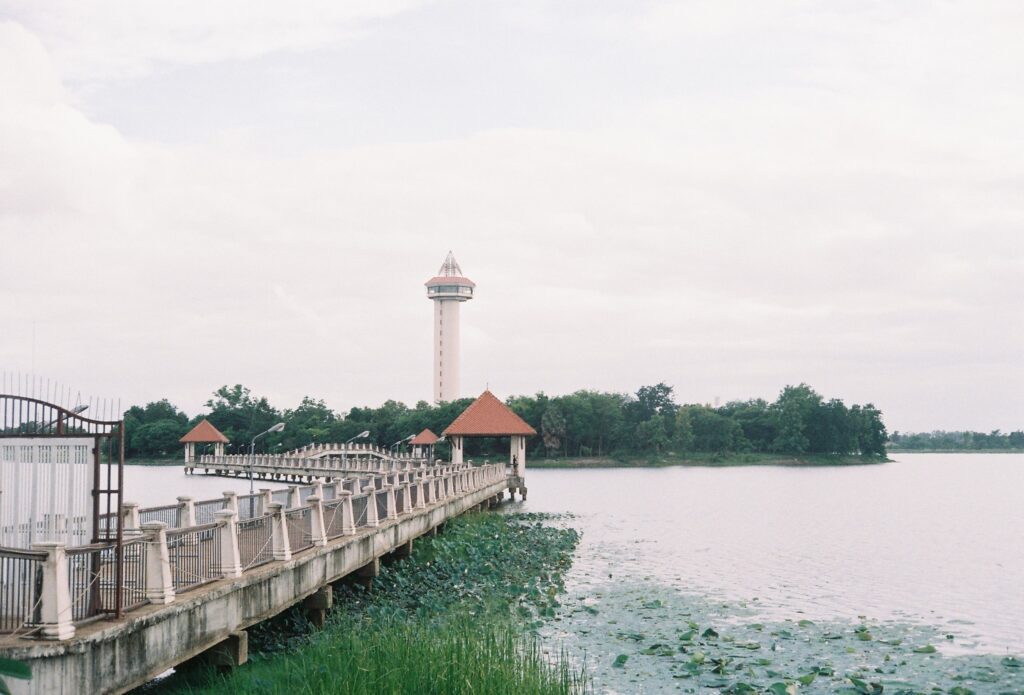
[520, 453, 1024, 654]
[124, 454, 1023, 652]
[122, 464, 290, 507]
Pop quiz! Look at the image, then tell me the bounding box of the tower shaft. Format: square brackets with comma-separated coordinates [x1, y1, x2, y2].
[433, 298, 461, 403]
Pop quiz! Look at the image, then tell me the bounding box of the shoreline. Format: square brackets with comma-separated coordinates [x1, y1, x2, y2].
[525, 453, 889, 469]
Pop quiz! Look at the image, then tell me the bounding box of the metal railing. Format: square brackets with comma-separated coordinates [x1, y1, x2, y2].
[166, 523, 220, 593]
[0, 547, 45, 632]
[237, 516, 274, 570]
[0, 462, 505, 639]
[285, 508, 313, 552]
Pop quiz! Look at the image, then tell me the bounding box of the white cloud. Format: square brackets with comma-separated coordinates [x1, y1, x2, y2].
[0, 4, 1022, 432]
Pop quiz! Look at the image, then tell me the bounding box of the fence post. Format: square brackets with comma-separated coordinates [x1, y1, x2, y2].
[176, 496, 196, 528]
[214, 510, 243, 578]
[311, 480, 324, 500]
[121, 502, 141, 535]
[222, 491, 239, 515]
[31, 542, 75, 640]
[384, 484, 398, 520]
[287, 486, 302, 509]
[363, 486, 380, 527]
[307, 496, 327, 547]
[267, 502, 291, 561]
[401, 481, 413, 514]
[259, 488, 273, 516]
[414, 476, 426, 509]
[139, 522, 175, 605]
[337, 491, 356, 535]
[422, 472, 434, 505]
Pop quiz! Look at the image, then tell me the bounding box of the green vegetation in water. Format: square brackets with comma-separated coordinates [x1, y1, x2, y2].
[149, 512, 585, 695]
[547, 583, 1023, 694]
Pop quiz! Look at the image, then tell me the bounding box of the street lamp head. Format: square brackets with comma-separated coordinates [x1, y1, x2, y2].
[270, 422, 285, 433]
[357, 430, 370, 439]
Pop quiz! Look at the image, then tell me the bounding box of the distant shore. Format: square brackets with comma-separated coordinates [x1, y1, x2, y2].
[524, 452, 889, 468]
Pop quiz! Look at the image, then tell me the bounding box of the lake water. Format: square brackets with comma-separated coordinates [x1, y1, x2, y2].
[520, 454, 1024, 654]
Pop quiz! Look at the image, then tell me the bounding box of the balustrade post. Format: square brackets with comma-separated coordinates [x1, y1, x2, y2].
[311, 480, 324, 500]
[222, 491, 239, 515]
[422, 472, 433, 504]
[287, 486, 302, 509]
[363, 486, 380, 527]
[307, 496, 328, 546]
[259, 488, 274, 515]
[121, 502, 141, 534]
[384, 485, 398, 520]
[139, 522, 175, 604]
[337, 491, 356, 535]
[213, 510, 243, 578]
[176, 496, 196, 528]
[267, 502, 291, 561]
[31, 542, 74, 640]
[400, 481, 412, 514]
[414, 476, 426, 509]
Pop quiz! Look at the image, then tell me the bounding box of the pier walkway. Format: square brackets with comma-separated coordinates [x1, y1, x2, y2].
[0, 460, 511, 694]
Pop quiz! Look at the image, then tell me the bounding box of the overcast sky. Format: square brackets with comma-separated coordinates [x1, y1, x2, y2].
[1, 1, 1021, 431]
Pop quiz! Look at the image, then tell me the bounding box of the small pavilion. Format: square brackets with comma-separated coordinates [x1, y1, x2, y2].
[180, 419, 229, 463]
[410, 428, 439, 459]
[442, 390, 536, 475]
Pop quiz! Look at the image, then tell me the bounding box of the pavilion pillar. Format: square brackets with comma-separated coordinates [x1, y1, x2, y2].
[450, 435, 464, 465]
[511, 435, 526, 476]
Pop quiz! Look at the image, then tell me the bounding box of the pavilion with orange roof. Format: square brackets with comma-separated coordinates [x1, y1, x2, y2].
[179, 419, 229, 463]
[409, 428, 440, 459]
[443, 390, 536, 476]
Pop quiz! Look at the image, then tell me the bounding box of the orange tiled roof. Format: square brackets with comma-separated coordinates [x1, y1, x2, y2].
[410, 428, 439, 445]
[179, 419, 229, 444]
[424, 276, 476, 287]
[442, 391, 537, 437]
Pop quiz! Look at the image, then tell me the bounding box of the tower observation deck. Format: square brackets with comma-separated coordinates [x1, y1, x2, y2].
[425, 251, 475, 403]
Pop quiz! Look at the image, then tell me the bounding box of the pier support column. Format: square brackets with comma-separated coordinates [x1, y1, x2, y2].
[31, 542, 74, 640]
[394, 539, 413, 558]
[185, 631, 248, 673]
[140, 522, 175, 605]
[355, 558, 379, 590]
[303, 586, 333, 629]
[267, 502, 291, 561]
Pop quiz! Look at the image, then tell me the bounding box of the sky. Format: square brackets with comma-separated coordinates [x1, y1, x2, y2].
[0, 1, 1021, 432]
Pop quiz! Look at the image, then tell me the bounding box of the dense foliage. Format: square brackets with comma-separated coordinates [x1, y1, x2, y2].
[155, 513, 584, 695]
[125, 382, 887, 460]
[889, 429, 1024, 451]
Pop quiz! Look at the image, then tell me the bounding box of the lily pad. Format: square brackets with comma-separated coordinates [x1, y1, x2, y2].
[612, 654, 629, 668]
[912, 644, 937, 654]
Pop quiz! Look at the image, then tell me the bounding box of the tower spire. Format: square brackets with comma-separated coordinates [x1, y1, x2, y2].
[439, 250, 463, 277]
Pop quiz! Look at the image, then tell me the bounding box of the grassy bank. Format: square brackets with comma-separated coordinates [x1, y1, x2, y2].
[527, 452, 888, 469]
[149, 512, 584, 694]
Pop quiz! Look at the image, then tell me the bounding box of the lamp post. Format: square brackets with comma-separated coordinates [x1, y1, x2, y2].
[250, 422, 285, 516]
[343, 430, 370, 467]
[390, 434, 415, 456]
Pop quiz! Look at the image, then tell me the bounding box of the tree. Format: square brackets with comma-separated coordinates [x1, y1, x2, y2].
[541, 403, 567, 457]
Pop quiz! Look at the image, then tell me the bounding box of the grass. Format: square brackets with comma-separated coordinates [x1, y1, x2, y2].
[150, 512, 585, 695]
[527, 452, 888, 469]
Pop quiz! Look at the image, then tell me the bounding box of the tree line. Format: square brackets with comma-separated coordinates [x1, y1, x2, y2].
[889, 430, 1024, 451]
[124, 382, 887, 460]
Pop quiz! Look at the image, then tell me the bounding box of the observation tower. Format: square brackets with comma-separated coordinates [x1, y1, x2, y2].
[425, 251, 475, 403]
